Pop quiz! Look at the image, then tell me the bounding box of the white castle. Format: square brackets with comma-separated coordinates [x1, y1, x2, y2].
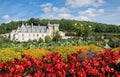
[10, 22, 65, 42]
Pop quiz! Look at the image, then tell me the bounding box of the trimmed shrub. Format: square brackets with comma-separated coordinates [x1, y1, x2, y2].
[22, 48, 51, 58]
[53, 46, 77, 60]
[77, 44, 104, 53]
[0, 48, 21, 62]
[45, 35, 52, 43]
[52, 44, 104, 60]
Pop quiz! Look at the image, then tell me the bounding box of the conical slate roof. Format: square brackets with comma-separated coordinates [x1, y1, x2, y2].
[17, 23, 48, 33]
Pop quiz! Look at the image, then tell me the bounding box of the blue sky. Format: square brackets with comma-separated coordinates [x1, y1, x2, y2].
[0, 0, 120, 25]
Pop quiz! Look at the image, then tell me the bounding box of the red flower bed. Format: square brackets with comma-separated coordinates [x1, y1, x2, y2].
[0, 50, 120, 77]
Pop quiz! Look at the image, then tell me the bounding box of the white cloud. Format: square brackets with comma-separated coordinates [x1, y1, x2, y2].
[40, 3, 71, 19]
[66, 0, 94, 8]
[98, 9, 104, 13]
[58, 13, 73, 19]
[79, 8, 104, 18]
[2, 15, 10, 20]
[40, 3, 104, 21]
[53, 7, 69, 13]
[41, 3, 69, 14]
[40, 3, 53, 13]
[98, 0, 105, 4]
[4, 18, 28, 24]
[40, 3, 52, 7]
[79, 16, 89, 20]
[66, 0, 105, 8]
[43, 7, 51, 13]
[117, 7, 120, 12]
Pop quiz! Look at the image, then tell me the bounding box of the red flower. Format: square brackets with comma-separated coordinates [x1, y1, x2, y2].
[25, 55, 31, 60]
[15, 65, 24, 73]
[25, 74, 32, 77]
[69, 68, 76, 75]
[33, 58, 39, 66]
[0, 75, 3, 77]
[0, 62, 3, 69]
[116, 72, 120, 77]
[55, 63, 62, 70]
[93, 59, 99, 67]
[105, 66, 111, 73]
[101, 67, 105, 73]
[101, 61, 106, 66]
[9, 67, 15, 73]
[46, 53, 52, 59]
[110, 68, 114, 73]
[0, 50, 120, 76]
[24, 60, 32, 67]
[14, 74, 22, 77]
[56, 71, 64, 77]
[77, 69, 86, 77]
[69, 53, 77, 61]
[76, 62, 81, 67]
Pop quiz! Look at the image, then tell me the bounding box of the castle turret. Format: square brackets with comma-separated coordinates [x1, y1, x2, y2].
[53, 24, 59, 31]
[47, 22, 54, 33]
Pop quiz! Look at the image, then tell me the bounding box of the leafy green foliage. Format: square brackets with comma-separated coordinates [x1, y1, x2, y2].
[37, 38, 44, 43]
[0, 36, 12, 45]
[52, 31, 62, 41]
[108, 37, 120, 48]
[73, 23, 92, 37]
[45, 35, 52, 43]
[0, 18, 120, 34]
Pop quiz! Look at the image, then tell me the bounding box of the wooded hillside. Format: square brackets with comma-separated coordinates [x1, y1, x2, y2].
[0, 18, 120, 34]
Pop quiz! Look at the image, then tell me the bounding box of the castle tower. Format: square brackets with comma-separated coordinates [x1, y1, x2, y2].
[53, 24, 59, 31]
[47, 21, 54, 33]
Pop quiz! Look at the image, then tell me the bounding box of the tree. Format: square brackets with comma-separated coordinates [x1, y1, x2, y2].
[73, 23, 92, 37]
[52, 31, 62, 41]
[0, 36, 12, 45]
[38, 38, 44, 43]
[45, 35, 52, 43]
[28, 18, 40, 25]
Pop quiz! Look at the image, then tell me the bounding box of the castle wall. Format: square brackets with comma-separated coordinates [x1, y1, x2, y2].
[10, 23, 65, 42]
[53, 24, 59, 31]
[14, 33, 50, 42]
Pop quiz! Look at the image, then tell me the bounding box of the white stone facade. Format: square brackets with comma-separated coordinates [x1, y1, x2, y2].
[10, 23, 65, 42]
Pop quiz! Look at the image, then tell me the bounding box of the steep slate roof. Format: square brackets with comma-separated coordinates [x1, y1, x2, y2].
[16, 24, 48, 33]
